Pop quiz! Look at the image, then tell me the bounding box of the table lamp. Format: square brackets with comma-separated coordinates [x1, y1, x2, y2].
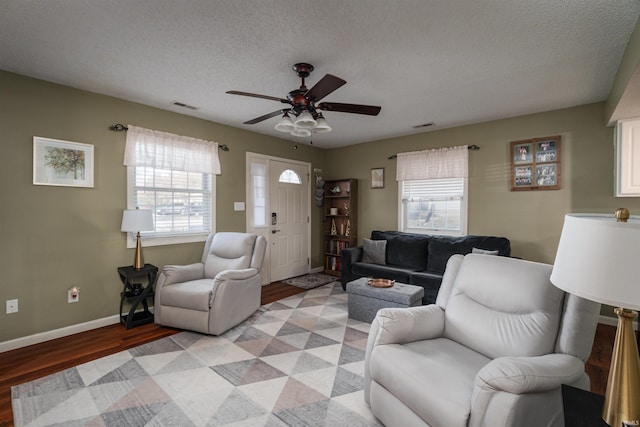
[551, 209, 640, 427]
[121, 208, 154, 269]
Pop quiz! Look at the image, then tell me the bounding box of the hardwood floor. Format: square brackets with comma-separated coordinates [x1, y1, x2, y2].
[0, 282, 304, 427]
[0, 282, 618, 427]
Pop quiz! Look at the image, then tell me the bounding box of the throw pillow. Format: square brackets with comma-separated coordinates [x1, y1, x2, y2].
[362, 238, 387, 265]
[472, 247, 500, 255]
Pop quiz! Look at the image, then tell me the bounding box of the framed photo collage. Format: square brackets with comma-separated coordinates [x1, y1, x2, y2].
[510, 135, 561, 191]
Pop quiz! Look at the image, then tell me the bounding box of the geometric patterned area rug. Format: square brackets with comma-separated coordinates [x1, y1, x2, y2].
[12, 283, 382, 427]
[281, 273, 338, 290]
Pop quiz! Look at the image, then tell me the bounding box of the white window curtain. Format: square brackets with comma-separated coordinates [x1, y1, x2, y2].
[396, 145, 468, 181]
[124, 125, 221, 175]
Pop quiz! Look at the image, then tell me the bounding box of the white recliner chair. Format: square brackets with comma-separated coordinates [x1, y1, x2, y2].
[364, 253, 600, 427]
[154, 232, 267, 335]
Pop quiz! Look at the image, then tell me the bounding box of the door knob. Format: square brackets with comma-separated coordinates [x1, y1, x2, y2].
[272, 229, 281, 234]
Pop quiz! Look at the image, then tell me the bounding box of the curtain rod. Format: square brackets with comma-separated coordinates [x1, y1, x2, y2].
[109, 123, 230, 151]
[387, 144, 479, 160]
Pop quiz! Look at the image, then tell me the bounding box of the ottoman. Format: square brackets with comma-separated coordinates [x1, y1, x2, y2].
[346, 277, 424, 323]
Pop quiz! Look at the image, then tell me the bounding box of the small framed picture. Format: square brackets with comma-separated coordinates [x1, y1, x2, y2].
[33, 136, 94, 188]
[371, 167, 384, 189]
[513, 143, 533, 164]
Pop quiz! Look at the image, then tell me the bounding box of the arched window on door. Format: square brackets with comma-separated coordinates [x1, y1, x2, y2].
[279, 169, 302, 184]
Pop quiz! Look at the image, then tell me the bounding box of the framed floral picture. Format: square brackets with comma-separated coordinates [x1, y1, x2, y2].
[33, 136, 94, 188]
[371, 167, 384, 189]
[510, 135, 560, 191]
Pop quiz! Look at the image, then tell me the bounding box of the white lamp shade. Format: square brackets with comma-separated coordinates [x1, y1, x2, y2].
[314, 116, 331, 133]
[290, 128, 312, 137]
[121, 209, 154, 232]
[551, 213, 640, 310]
[294, 110, 317, 128]
[274, 115, 296, 132]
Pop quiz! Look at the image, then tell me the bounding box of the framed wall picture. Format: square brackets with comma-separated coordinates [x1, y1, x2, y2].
[371, 167, 384, 189]
[510, 135, 560, 191]
[33, 136, 94, 188]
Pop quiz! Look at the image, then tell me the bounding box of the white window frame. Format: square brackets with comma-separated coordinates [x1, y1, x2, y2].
[397, 178, 468, 236]
[126, 168, 216, 248]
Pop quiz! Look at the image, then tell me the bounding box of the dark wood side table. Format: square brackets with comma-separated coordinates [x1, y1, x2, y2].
[562, 384, 608, 427]
[117, 264, 158, 329]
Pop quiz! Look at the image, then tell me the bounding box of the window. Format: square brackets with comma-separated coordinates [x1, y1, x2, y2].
[250, 162, 267, 228]
[397, 146, 468, 236]
[124, 125, 220, 247]
[278, 169, 301, 184]
[400, 178, 467, 235]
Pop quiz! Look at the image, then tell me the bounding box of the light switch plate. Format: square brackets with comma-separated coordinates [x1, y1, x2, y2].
[234, 202, 245, 211]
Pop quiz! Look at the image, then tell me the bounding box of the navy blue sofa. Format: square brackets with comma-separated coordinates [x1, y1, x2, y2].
[340, 230, 511, 304]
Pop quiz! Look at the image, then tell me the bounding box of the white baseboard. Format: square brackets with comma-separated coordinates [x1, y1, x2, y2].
[598, 314, 638, 331]
[0, 314, 121, 353]
[1, 311, 634, 354]
[310, 266, 325, 274]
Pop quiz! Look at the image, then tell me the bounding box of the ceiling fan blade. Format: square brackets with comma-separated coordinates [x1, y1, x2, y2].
[317, 102, 381, 116]
[305, 74, 346, 102]
[226, 90, 289, 104]
[244, 109, 288, 125]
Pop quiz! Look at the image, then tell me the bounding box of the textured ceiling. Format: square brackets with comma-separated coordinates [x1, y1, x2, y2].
[1, 1, 639, 149]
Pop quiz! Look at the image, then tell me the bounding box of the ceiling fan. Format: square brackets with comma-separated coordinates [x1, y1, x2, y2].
[226, 63, 381, 137]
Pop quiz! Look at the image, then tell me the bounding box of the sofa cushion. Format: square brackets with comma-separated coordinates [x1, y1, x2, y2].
[409, 271, 445, 304]
[427, 237, 469, 274]
[362, 238, 387, 265]
[352, 262, 413, 283]
[370, 338, 490, 427]
[472, 247, 499, 255]
[427, 235, 511, 274]
[444, 254, 563, 359]
[371, 230, 429, 270]
[465, 236, 511, 257]
[204, 232, 257, 278]
[159, 279, 212, 311]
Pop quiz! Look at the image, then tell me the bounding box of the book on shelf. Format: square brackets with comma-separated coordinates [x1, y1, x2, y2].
[325, 255, 341, 272]
[328, 240, 350, 255]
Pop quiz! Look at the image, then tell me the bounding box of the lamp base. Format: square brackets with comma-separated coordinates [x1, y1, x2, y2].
[602, 308, 640, 427]
[133, 232, 144, 269]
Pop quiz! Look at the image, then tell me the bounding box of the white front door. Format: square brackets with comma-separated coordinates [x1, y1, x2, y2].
[246, 154, 311, 284]
[269, 160, 309, 282]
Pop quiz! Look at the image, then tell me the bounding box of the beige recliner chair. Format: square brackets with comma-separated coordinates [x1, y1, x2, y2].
[154, 232, 267, 335]
[364, 253, 600, 427]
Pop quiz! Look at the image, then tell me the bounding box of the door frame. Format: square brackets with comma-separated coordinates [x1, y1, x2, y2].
[246, 152, 311, 284]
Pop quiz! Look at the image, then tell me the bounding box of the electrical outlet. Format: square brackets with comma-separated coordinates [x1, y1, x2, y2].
[68, 287, 80, 303]
[6, 299, 18, 314]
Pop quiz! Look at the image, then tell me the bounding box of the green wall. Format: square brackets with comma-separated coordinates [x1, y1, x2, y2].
[326, 103, 640, 263]
[0, 71, 327, 342]
[324, 102, 640, 319]
[2, 70, 638, 344]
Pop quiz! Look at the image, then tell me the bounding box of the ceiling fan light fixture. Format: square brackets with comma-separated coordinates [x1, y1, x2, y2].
[294, 110, 317, 128]
[314, 115, 331, 133]
[274, 113, 296, 132]
[290, 128, 312, 137]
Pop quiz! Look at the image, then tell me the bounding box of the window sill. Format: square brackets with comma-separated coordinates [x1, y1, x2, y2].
[126, 232, 209, 248]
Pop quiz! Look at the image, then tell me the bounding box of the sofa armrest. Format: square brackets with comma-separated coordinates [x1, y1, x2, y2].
[213, 267, 260, 284]
[468, 353, 586, 427]
[161, 263, 205, 286]
[340, 246, 363, 289]
[364, 305, 445, 403]
[473, 353, 585, 396]
[370, 305, 445, 346]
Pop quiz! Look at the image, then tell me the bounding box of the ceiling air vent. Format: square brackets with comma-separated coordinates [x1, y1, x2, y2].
[172, 101, 198, 110]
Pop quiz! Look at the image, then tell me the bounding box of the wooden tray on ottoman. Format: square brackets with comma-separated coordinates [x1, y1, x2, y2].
[368, 278, 395, 288]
